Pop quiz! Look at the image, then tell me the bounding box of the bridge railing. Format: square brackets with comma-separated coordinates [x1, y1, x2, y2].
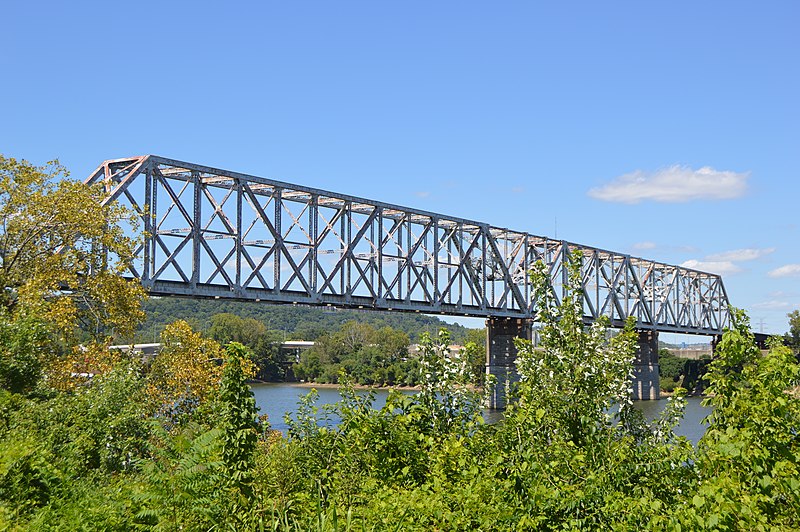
[85, 155, 730, 335]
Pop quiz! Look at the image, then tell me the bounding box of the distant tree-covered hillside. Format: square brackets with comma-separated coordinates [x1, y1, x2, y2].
[135, 297, 477, 345]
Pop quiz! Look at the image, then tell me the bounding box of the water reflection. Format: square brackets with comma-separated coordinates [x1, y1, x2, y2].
[634, 396, 710, 443]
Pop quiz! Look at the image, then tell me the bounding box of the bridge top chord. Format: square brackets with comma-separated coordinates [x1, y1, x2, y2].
[85, 155, 731, 335]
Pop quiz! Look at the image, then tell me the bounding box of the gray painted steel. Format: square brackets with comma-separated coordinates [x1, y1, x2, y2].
[85, 156, 731, 335]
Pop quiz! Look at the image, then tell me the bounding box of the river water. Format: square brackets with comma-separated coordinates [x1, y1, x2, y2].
[252, 382, 711, 443]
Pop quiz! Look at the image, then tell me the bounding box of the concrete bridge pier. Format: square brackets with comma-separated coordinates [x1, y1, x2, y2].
[633, 330, 660, 400]
[486, 317, 532, 409]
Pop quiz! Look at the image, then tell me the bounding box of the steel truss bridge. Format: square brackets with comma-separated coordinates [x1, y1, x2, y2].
[86, 155, 730, 336]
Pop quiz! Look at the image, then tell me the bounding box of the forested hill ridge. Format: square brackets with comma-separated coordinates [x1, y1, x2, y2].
[135, 298, 713, 350]
[135, 297, 475, 344]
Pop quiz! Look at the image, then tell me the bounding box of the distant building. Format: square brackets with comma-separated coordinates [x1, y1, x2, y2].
[407, 344, 464, 358]
[109, 343, 162, 362]
[279, 341, 315, 381]
[279, 340, 315, 363]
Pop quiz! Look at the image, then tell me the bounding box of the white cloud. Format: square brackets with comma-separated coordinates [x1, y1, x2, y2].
[679, 247, 773, 278]
[588, 165, 749, 204]
[768, 264, 800, 278]
[706, 247, 775, 262]
[414, 191, 430, 199]
[632, 241, 657, 251]
[680, 259, 742, 276]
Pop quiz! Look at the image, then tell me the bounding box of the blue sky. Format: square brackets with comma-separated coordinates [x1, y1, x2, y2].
[2, 1, 798, 337]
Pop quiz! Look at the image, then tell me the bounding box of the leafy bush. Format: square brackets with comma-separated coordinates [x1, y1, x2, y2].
[661, 378, 679, 393]
[0, 437, 59, 521]
[3, 239, 799, 529]
[683, 310, 800, 529]
[659, 348, 687, 381]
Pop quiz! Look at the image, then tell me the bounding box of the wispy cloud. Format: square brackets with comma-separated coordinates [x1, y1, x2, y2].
[675, 245, 700, 254]
[630, 242, 699, 256]
[706, 247, 775, 262]
[680, 247, 774, 276]
[680, 259, 742, 276]
[588, 165, 749, 204]
[768, 290, 799, 298]
[751, 300, 800, 311]
[414, 191, 430, 199]
[768, 264, 800, 278]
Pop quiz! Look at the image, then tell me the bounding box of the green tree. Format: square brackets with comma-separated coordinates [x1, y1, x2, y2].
[374, 326, 410, 365]
[0, 311, 48, 394]
[251, 332, 288, 381]
[463, 327, 486, 386]
[416, 329, 483, 436]
[513, 255, 642, 446]
[658, 348, 684, 380]
[134, 424, 224, 530]
[291, 321, 326, 340]
[0, 155, 145, 342]
[208, 312, 288, 381]
[786, 309, 800, 354]
[306, 332, 347, 368]
[208, 312, 268, 347]
[337, 320, 376, 353]
[147, 320, 223, 424]
[0, 155, 145, 394]
[491, 255, 692, 529]
[684, 309, 800, 529]
[219, 343, 259, 519]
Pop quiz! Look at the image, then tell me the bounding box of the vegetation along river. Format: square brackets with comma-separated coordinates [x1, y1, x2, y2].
[251, 382, 710, 442]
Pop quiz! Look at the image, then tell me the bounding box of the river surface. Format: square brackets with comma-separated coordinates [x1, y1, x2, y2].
[252, 382, 711, 443]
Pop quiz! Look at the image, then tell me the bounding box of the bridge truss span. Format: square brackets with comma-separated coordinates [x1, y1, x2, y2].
[86, 155, 730, 335]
